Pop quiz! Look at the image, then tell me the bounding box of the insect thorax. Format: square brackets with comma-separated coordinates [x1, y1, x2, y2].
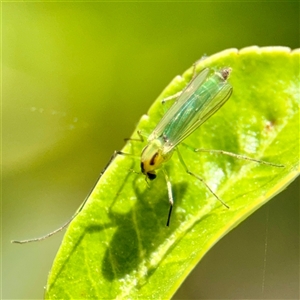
[141, 137, 174, 179]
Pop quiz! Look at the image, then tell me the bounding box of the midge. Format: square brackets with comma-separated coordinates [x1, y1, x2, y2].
[12, 66, 283, 244]
[138, 67, 282, 225]
[140, 67, 233, 225]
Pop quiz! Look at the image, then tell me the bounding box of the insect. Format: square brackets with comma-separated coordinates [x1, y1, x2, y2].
[131, 66, 282, 225]
[139, 67, 233, 225]
[12, 66, 283, 244]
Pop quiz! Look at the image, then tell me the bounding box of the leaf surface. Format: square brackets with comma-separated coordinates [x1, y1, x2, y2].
[46, 46, 299, 299]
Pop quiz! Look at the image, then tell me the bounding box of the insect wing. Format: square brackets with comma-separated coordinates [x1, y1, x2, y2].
[162, 79, 232, 153]
[148, 68, 210, 141]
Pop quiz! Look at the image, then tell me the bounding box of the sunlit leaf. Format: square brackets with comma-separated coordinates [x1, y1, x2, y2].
[46, 46, 299, 299]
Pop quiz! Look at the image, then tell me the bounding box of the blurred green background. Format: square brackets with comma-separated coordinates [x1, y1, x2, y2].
[2, 2, 299, 299]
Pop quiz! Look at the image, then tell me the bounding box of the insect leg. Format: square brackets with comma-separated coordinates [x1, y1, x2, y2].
[162, 56, 209, 105]
[11, 150, 137, 244]
[162, 168, 174, 226]
[124, 130, 147, 143]
[161, 91, 183, 104]
[193, 148, 284, 168]
[176, 148, 229, 209]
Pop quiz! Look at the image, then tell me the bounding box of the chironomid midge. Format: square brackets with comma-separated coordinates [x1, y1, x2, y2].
[12, 66, 284, 244]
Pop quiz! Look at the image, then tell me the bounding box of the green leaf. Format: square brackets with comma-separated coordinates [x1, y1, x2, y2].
[45, 46, 299, 299]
